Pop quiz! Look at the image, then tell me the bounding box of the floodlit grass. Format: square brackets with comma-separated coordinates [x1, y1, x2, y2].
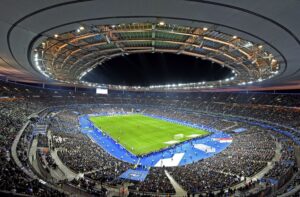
[89, 114, 209, 155]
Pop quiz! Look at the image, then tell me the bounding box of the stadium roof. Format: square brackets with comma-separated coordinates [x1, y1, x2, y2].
[0, 0, 300, 91]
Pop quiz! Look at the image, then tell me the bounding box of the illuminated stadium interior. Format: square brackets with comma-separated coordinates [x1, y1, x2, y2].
[31, 22, 280, 90]
[1, 1, 300, 197]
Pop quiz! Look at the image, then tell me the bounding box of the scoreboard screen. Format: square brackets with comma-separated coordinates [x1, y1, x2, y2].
[96, 88, 108, 95]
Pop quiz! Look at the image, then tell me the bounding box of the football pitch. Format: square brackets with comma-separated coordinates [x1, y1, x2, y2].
[89, 114, 210, 155]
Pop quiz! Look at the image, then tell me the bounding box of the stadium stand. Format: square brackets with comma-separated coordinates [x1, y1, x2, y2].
[0, 80, 300, 196]
[1, 1, 300, 196]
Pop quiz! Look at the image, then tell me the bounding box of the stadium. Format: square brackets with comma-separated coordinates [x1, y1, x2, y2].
[0, 1, 300, 197]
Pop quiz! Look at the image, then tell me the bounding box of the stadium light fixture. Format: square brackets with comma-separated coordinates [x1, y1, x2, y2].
[271, 59, 277, 63]
[158, 21, 165, 26]
[258, 45, 263, 49]
[203, 27, 208, 31]
[244, 41, 253, 48]
[54, 34, 59, 38]
[232, 35, 238, 39]
[79, 26, 85, 30]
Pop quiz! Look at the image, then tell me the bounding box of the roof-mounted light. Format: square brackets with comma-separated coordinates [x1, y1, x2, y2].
[158, 21, 165, 26]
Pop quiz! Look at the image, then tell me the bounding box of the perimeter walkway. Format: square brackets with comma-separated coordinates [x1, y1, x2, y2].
[231, 141, 282, 190]
[29, 138, 42, 176]
[47, 130, 79, 181]
[165, 170, 187, 196]
[165, 140, 283, 196]
[278, 185, 300, 197]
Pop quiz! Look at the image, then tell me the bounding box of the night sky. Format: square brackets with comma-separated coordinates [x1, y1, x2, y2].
[83, 53, 233, 86]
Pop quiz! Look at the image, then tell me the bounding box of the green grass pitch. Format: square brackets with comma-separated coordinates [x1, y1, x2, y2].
[89, 114, 210, 155]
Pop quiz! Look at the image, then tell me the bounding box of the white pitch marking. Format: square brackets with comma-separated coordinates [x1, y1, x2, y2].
[164, 140, 179, 144]
[155, 153, 185, 167]
[194, 144, 216, 153]
[187, 134, 201, 138]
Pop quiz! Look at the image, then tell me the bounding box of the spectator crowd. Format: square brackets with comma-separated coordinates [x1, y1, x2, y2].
[0, 80, 299, 196]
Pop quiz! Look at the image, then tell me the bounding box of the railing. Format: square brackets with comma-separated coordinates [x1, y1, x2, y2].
[11, 107, 68, 195]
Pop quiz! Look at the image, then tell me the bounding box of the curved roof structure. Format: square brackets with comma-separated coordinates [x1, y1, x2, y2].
[0, 0, 300, 91]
